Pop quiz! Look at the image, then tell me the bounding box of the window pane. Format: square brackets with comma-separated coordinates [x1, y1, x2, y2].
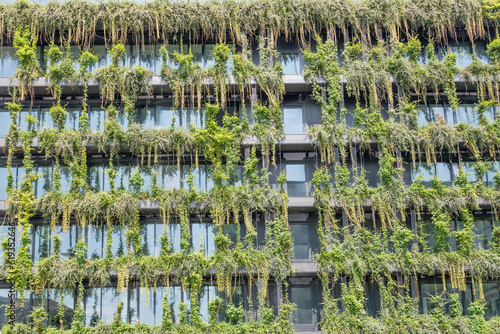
[60, 166, 72, 193]
[40, 106, 55, 130]
[104, 164, 130, 191]
[166, 223, 181, 253]
[141, 45, 156, 72]
[436, 162, 452, 186]
[85, 288, 101, 326]
[157, 164, 181, 189]
[203, 44, 216, 68]
[449, 42, 473, 69]
[281, 53, 301, 75]
[90, 107, 105, 131]
[483, 282, 500, 319]
[19, 109, 32, 132]
[0, 108, 11, 136]
[0, 166, 8, 200]
[101, 288, 127, 323]
[290, 223, 309, 260]
[89, 165, 103, 192]
[416, 105, 434, 125]
[139, 106, 155, 129]
[66, 106, 80, 130]
[0, 46, 18, 77]
[141, 223, 156, 256]
[190, 109, 205, 128]
[91, 45, 108, 72]
[34, 225, 50, 262]
[283, 107, 303, 134]
[192, 222, 215, 256]
[55, 225, 77, 259]
[47, 289, 74, 327]
[87, 225, 103, 259]
[286, 164, 306, 196]
[37, 165, 52, 197]
[290, 286, 312, 324]
[429, 105, 445, 124]
[157, 105, 179, 128]
[456, 104, 478, 126]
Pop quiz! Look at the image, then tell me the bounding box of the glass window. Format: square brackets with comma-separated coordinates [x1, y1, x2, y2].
[192, 222, 215, 256]
[60, 166, 72, 193]
[89, 164, 103, 192]
[34, 225, 51, 261]
[290, 223, 309, 260]
[202, 44, 216, 68]
[0, 166, 7, 200]
[141, 45, 156, 72]
[283, 107, 303, 134]
[102, 287, 127, 324]
[139, 286, 182, 325]
[91, 45, 109, 72]
[141, 223, 155, 257]
[139, 106, 155, 129]
[0, 288, 12, 327]
[103, 164, 130, 192]
[157, 105, 179, 128]
[87, 225, 103, 259]
[56, 225, 78, 259]
[436, 162, 452, 186]
[182, 44, 203, 66]
[85, 288, 101, 326]
[37, 164, 52, 197]
[483, 282, 500, 319]
[188, 108, 205, 128]
[428, 105, 445, 124]
[416, 105, 435, 125]
[40, 106, 55, 130]
[47, 289, 74, 328]
[65, 106, 80, 130]
[475, 41, 489, 64]
[449, 42, 474, 69]
[199, 285, 218, 322]
[166, 223, 182, 253]
[19, 109, 32, 132]
[105, 225, 126, 257]
[420, 282, 472, 315]
[0, 46, 18, 77]
[182, 165, 213, 191]
[286, 164, 306, 197]
[420, 282, 444, 314]
[420, 219, 454, 253]
[157, 164, 181, 189]
[162, 45, 180, 69]
[281, 53, 301, 75]
[89, 107, 105, 131]
[455, 104, 478, 126]
[0, 108, 11, 137]
[220, 224, 243, 245]
[473, 219, 498, 250]
[142, 223, 181, 256]
[290, 286, 313, 324]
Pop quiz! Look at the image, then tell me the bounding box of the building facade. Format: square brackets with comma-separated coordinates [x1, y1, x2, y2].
[0, 0, 500, 333]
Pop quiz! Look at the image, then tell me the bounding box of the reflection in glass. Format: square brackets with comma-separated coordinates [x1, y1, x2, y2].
[283, 107, 303, 134]
[0, 46, 18, 77]
[192, 222, 215, 256]
[291, 286, 312, 324]
[290, 223, 309, 260]
[286, 164, 306, 197]
[0, 108, 11, 136]
[281, 53, 301, 75]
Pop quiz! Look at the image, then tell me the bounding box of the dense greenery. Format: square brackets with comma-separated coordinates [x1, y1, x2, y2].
[3, 0, 500, 333]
